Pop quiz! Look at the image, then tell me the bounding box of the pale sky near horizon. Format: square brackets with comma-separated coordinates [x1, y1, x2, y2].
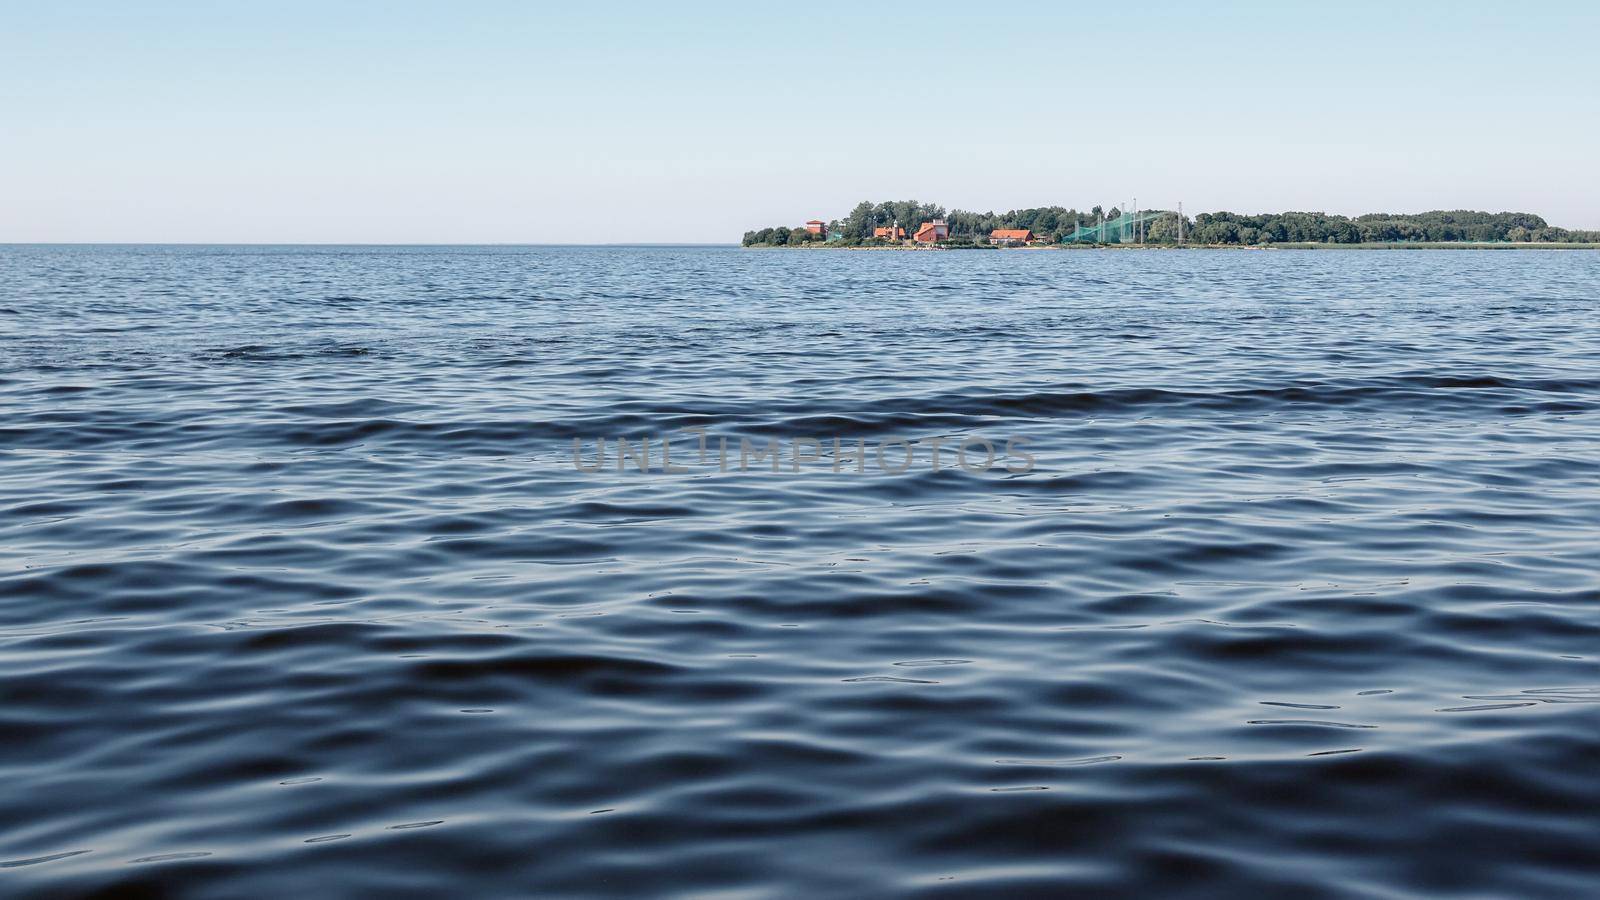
[3, 1, 1597, 243]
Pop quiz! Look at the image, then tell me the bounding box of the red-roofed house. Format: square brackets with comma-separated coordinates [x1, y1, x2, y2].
[913, 220, 949, 244]
[803, 220, 827, 236]
[990, 228, 1034, 246]
[874, 225, 907, 241]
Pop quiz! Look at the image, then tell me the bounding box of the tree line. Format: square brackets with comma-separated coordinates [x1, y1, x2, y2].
[744, 202, 1599, 246]
[1188, 210, 1599, 245]
[740, 226, 827, 247]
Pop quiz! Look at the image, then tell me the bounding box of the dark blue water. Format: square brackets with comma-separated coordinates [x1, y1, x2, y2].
[3, 245, 1598, 897]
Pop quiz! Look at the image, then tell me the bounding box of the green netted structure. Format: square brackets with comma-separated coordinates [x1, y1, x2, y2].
[1062, 209, 1171, 244]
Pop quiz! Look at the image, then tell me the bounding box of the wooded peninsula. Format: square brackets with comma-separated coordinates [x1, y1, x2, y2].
[743, 202, 1600, 248]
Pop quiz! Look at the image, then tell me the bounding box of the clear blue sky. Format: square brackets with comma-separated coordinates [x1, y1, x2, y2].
[3, 1, 1596, 242]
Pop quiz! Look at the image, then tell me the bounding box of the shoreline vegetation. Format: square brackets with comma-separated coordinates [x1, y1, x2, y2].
[747, 241, 1600, 251]
[743, 202, 1600, 249]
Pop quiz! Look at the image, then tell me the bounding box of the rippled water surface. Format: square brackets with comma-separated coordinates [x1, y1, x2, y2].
[3, 245, 1599, 897]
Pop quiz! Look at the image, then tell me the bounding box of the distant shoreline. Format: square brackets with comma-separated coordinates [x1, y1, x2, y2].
[747, 206, 1600, 250]
[744, 242, 1600, 251]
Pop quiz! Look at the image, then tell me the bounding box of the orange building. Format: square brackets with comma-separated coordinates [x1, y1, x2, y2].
[873, 225, 907, 240]
[990, 228, 1034, 245]
[803, 220, 826, 235]
[913, 220, 949, 244]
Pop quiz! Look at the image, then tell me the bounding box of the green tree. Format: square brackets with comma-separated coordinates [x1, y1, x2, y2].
[1144, 213, 1184, 244]
[843, 201, 876, 239]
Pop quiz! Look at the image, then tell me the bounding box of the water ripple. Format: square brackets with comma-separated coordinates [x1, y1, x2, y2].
[2, 246, 1598, 896]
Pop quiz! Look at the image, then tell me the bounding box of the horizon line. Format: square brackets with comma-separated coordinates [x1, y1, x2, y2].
[0, 242, 744, 248]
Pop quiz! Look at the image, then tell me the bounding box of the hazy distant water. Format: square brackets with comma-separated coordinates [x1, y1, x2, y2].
[2, 245, 1599, 897]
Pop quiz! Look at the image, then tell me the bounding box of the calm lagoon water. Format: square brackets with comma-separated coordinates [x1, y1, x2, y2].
[2, 245, 1598, 897]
